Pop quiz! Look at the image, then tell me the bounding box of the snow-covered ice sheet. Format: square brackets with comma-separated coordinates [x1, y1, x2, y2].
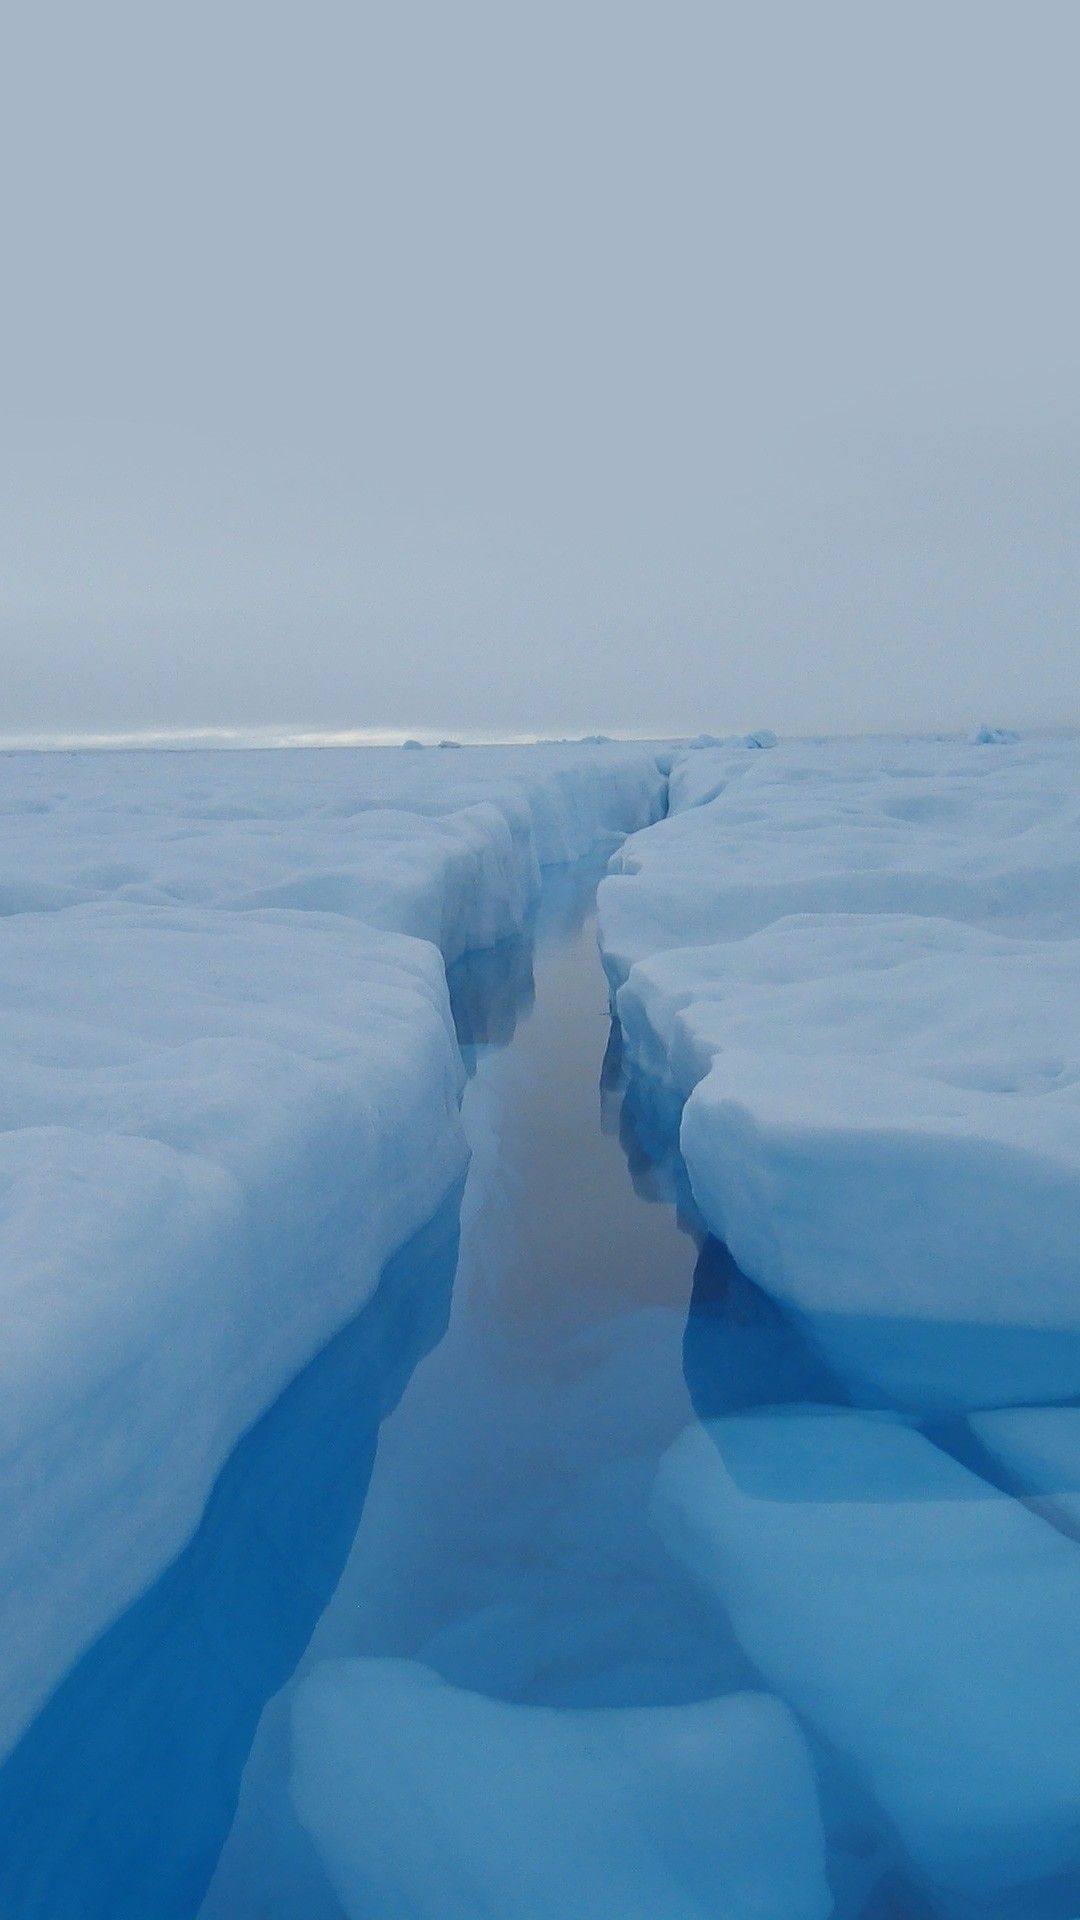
[600, 734, 1080, 1410]
[617, 913, 1080, 1409]
[655, 1409, 1080, 1911]
[1, 743, 665, 962]
[0, 905, 467, 1759]
[601, 733, 1080, 983]
[0, 743, 664, 1758]
[291, 1657, 832, 1920]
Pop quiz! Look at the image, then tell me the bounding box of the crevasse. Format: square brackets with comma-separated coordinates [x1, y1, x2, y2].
[0, 742, 665, 1758]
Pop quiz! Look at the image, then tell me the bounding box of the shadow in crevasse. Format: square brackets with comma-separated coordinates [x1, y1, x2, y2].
[602, 1021, 846, 1423]
[605, 1025, 1080, 1423]
[0, 1185, 464, 1920]
[531, 842, 624, 943]
[682, 1236, 850, 1423]
[446, 849, 623, 1069]
[448, 847, 623, 1071]
[599, 1019, 697, 1217]
[686, 1241, 1080, 1428]
[446, 933, 535, 1063]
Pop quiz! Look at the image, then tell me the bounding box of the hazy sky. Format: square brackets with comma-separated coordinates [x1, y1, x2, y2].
[2, 1, 1078, 739]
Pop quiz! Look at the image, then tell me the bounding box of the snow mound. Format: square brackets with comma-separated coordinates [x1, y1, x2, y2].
[655, 1409, 1080, 1909]
[291, 1657, 832, 1920]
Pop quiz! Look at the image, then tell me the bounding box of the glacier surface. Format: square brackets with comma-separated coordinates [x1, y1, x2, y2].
[0, 742, 663, 1756]
[600, 734, 1080, 1409]
[6, 726, 1080, 1916]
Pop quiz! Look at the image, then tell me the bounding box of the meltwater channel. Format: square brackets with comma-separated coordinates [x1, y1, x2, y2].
[0, 852, 930, 1920]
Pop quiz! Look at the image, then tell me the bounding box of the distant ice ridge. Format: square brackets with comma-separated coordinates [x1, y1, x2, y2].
[598, 734, 1080, 1409]
[291, 1658, 833, 1920]
[971, 723, 1022, 745]
[0, 744, 664, 1759]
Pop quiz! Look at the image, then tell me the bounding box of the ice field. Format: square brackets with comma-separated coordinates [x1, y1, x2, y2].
[0, 733, 1078, 1916]
[601, 735, 1080, 1412]
[0, 743, 665, 1757]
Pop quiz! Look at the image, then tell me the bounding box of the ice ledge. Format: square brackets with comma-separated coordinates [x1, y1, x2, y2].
[598, 736, 1080, 1412]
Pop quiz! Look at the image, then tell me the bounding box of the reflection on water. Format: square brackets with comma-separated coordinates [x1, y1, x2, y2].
[600, 1019, 697, 1217]
[446, 932, 535, 1062]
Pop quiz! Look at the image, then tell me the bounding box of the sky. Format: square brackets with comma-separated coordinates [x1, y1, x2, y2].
[2, 0, 1078, 741]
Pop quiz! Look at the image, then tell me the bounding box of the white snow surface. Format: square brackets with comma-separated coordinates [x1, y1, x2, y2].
[291, 1657, 833, 1920]
[600, 735, 1080, 1409]
[1, 743, 664, 962]
[655, 1409, 1080, 1908]
[603, 734, 1080, 980]
[0, 743, 663, 1759]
